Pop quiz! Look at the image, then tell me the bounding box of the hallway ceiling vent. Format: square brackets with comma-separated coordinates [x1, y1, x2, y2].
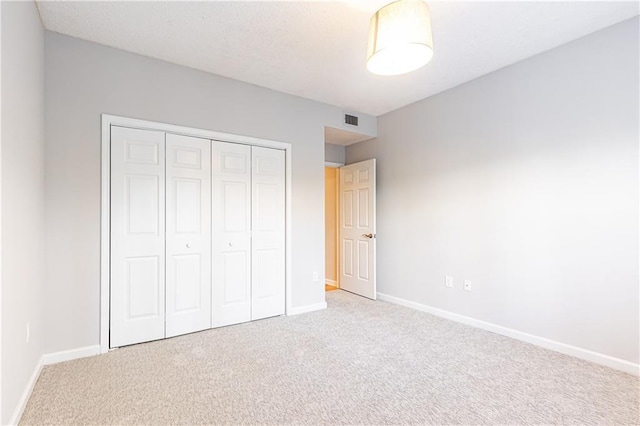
[345, 114, 359, 126]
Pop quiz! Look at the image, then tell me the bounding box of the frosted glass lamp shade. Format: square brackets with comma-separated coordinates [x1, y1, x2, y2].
[366, 0, 433, 76]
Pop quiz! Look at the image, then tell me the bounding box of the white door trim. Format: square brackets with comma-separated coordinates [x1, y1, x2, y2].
[100, 114, 293, 354]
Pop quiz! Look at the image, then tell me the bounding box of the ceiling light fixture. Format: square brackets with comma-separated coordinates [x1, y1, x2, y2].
[366, 0, 434, 76]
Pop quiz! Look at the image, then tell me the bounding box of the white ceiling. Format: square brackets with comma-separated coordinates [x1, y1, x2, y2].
[36, 1, 639, 117]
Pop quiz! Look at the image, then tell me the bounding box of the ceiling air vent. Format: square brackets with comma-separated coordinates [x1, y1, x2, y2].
[345, 114, 359, 126]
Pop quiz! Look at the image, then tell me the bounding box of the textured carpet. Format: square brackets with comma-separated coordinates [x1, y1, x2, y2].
[21, 291, 639, 425]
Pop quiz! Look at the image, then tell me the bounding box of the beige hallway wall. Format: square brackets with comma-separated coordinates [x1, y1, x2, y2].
[325, 167, 337, 283]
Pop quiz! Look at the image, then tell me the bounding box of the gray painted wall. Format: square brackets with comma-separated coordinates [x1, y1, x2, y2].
[347, 17, 639, 363]
[325, 143, 346, 164]
[44, 32, 376, 355]
[1, 2, 46, 423]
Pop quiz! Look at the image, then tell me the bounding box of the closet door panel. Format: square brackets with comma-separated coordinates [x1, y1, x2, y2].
[251, 147, 286, 320]
[165, 134, 212, 338]
[110, 126, 166, 348]
[212, 141, 252, 327]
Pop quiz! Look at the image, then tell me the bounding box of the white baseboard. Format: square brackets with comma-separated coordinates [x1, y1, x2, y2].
[9, 345, 102, 425]
[377, 292, 639, 376]
[325, 279, 337, 287]
[9, 355, 44, 426]
[43, 345, 101, 365]
[288, 301, 327, 316]
[9, 345, 102, 424]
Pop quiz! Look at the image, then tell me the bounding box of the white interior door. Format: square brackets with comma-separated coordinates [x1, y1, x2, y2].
[211, 141, 252, 327]
[251, 147, 286, 320]
[110, 126, 166, 347]
[339, 159, 376, 300]
[165, 134, 212, 337]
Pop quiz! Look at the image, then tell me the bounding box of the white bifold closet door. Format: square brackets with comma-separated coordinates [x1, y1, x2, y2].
[111, 128, 285, 347]
[251, 146, 286, 320]
[165, 134, 212, 338]
[212, 142, 285, 326]
[110, 126, 166, 348]
[211, 141, 252, 327]
[111, 127, 212, 347]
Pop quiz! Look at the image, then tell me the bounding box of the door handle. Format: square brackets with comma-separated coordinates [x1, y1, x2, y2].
[362, 233, 375, 239]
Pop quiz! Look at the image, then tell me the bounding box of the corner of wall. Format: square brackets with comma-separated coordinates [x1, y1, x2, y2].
[1, 1, 47, 424]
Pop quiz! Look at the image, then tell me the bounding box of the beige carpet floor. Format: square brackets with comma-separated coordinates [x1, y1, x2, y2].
[21, 290, 639, 425]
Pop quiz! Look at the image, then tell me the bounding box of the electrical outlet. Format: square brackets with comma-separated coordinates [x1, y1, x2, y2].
[312, 271, 319, 282]
[26, 322, 30, 343]
[445, 276, 454, 288]
[464, 280, 472, 292]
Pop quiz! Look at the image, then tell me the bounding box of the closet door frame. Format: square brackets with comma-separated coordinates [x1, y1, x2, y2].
[100, 114, 292, 354]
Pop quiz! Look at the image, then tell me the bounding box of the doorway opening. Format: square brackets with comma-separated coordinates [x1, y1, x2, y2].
[324, 126, 377, 300]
